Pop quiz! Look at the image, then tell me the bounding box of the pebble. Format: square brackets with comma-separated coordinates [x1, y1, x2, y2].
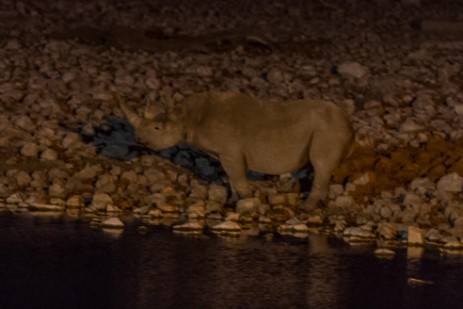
[374, 248, 396, 258]
[101, 217, 124, 229]
[236, 198, 260, 215]
[91, 192, 113, 211]
[20, 143, 39, 157]
[66, 195, 84, 208]
[40, 148, 58, 161]
[437, 173, 463, 193]
[337, 61, 369, 79]
[407, 226, 424, 246]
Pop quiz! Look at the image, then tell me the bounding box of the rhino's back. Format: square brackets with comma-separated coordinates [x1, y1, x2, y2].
[184, 92, 352, 174]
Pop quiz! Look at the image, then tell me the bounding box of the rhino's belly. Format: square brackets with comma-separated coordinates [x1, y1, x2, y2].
[244, 147, 310, 175]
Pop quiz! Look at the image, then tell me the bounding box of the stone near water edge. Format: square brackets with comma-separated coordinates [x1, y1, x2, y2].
[91, 192, 113, 211]
[173, 221, 204, 233]
[211, 220, 242, 237]
[437, 173, 463, 193]
[236, 198, 260, 215]
[187, 200, 206, 219]
[374, 248, 396, 259]
[6, 192, 26, 204]
[66, 195, 84, 208]
[101, 217, 124, 229]
[407, 226, 424, 246]
[376, 222, 397, 240]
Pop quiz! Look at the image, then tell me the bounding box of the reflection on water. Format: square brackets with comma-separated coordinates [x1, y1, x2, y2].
[0, 212, 462, 309]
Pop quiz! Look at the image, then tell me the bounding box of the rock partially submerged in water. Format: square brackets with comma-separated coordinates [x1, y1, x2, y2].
[101, 217, 124, 229]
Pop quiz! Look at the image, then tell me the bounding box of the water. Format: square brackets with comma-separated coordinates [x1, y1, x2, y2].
[0, 212, 462, 309]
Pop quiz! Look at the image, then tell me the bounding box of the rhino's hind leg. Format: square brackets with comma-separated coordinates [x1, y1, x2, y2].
[300, 132, 347, 211]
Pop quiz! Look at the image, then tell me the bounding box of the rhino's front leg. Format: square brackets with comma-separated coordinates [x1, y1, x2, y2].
[219, 154, 252, 199]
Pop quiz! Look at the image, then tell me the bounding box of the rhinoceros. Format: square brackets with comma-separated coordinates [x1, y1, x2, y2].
[118, 91, 354, 210]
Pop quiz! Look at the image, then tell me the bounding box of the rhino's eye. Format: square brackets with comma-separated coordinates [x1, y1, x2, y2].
[154, 126, 160, 130]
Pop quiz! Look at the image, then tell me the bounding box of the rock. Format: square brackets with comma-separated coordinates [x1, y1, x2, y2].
[20, 143, 39, 157]
[402, 193, 423, 207]
[74, 164, 102, 180]
[408, 226, 424, 246]
[328, 184, 344, 199]
[6, 192, 26, 204]
[211, 220, 242, 237]
[101, 217, 124, 229]
[196, 66, 213, 77]
[266, 68, 284, 84]
[338, 61, 369, 79]
[409, 177, 436, 195]
[16, 171, 31, 187]
[236, 198, 260, 215]
[91, 192, 113, 211]
[376, 223, 397, 240]
[374, 248, 396, 258]
[156, 201, 180, 213]
[5, 38, 21, 50]
[186, 201, 206, 219]
[437, 173, 463, 193]
[268, 193, 287, 205]
[333, 195, 353, 208]
[173, 221, 204, 234]
[398, 209, 417, 224]
[66, 195, 84, 208]
[40, 148, 58, 161]
[48, 183, 66, 198]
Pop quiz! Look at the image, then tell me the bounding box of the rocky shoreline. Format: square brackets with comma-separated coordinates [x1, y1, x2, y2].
[1, 0, 463, 255]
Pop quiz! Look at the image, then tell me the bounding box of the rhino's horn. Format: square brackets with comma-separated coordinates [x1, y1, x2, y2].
[116, 94, 142, 128]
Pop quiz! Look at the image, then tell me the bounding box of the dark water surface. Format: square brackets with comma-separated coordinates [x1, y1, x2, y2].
[0, 212, 462, 309]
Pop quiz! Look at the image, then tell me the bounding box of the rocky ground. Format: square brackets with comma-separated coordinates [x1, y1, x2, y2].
[1, 0, 463, 254]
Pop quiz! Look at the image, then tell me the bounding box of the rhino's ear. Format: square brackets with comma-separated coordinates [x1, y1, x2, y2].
[116, 94, 142, 128]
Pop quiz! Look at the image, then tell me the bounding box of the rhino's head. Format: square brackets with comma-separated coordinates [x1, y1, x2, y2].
[117, 94, 185, 150]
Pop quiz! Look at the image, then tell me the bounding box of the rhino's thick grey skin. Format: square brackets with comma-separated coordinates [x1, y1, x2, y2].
[118, 91, 354, 210]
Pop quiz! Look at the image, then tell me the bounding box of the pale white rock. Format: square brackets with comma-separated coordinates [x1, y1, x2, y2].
[62, 132, 81, 148]
[352, 173, 371, 186]
[6, 192, 26, 204]
[328, 184, 345, 199]
[48, 183, 66, 198]
[66, 195, 84, 208]
[338, 61, 369, 79]
[268, 193, 287, 205]
[236, 198, 260, 214]
[333, 195, 353, 208]
[102, 217, 124, 229]
[196, 66, 213, 77]
[15, 171, 31, 187]
[437, 173, 463, 193]
[409, 177, 436, 195]
[173, 221, 204, 232]
[374, 248, 396, 258]
[156, 201, 180, 213]
[266, 68, 284, 84]
[408, 226, 424, 245]
[148, 208, 163, 218]
[400, 118, 424, 133]
[443, 241, 463, 251]
[40, 148, 58, 161]
[402, 193, 423, 207]
[21, 143, 39, 157]
[211, 220, 241, 232]
[92, 192, 113, 211]
[376, 223, 397, 240]
[454, 104, 463, 116]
